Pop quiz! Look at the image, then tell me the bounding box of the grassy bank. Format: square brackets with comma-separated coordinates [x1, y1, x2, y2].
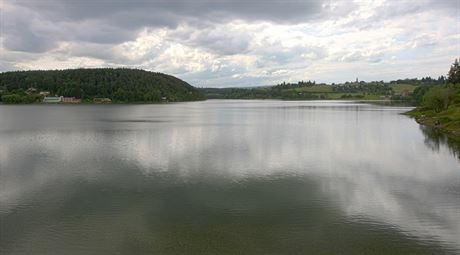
[405, 105, 460, 140]
[403, 58, 460, 140]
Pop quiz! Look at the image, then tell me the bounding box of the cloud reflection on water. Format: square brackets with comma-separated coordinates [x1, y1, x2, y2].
[0, 100, 459, 252]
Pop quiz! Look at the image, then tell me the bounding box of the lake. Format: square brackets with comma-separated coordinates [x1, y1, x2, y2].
[0, 100, 459, 254]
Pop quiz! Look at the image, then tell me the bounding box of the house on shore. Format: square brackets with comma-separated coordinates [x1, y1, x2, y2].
[62, 97, 81, 103]
[39, 91, 50, 97]
[43, 96, 63, 103]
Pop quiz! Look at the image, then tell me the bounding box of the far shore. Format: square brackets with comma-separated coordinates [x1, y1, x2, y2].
[0, 98, 411, 105]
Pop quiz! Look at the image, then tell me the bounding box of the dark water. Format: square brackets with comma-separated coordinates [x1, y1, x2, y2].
[0, 100, 459, 255]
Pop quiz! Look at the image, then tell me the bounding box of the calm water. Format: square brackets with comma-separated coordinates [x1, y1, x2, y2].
[1, 100, 459, 254]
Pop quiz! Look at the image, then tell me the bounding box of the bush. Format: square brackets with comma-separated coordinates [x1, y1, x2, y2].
[422, 87, 454, 113]
[0, 94, 40, 104]
[1, 94, 23, 104]
[412, 86, 432, 105]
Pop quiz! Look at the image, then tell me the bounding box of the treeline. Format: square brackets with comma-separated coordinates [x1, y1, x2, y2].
[200, 76, 448, 102]
[202, 87, 274, 99]
[0, 68, 205, 103]
[273, 80, 316, 89]
[0, 93, 42, 104]
[408, 58, 460, 136]
[414, 59, 460, 113]
[202, 87, 331, 100]
[332, 82, 392, 94]
[389, 76, 446, 86]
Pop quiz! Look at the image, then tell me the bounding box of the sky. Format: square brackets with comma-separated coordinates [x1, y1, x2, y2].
[0, 0, 459, 87]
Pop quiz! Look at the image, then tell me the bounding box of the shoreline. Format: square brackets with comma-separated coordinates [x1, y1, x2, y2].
[0, 99, 207, 105]
[0, 98, 404, 104]
[404, 109, 460, 141]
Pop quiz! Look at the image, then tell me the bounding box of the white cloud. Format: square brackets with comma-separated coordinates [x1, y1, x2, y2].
[1, 0, 459, 87]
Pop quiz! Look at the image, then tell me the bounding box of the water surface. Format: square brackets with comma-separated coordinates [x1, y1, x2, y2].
[1, 100, 459, 254]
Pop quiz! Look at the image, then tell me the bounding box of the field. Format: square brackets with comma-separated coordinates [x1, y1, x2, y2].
[390, 84, 418, 93]
[292, 85, 334, 93]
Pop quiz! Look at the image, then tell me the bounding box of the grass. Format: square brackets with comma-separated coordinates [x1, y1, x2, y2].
[390, 84, 418, 94]
[406, 104, 460, 139]
[292, 85, 333, 93]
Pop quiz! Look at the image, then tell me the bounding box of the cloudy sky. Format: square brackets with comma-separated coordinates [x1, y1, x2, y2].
[1, 0, 459, 87]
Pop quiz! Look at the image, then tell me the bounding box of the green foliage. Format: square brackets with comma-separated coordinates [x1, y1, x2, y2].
[333, 82, 392, 95]
[340, 94, 364, 99]
[407, 58, 460, 137]
[0, 94, 40, 104]
[293, 85, 333, 93]
[202, 82, 404, 101]
[417, 59, 460, 113]
[389, 76, 446, 86]
[448, 58, 460, 84]
[201, 75, 451, 101]
[1, 94, 23, 104]
[422, 87, 454, 113]
[412, 86, 432, 105]
[273, 80, 316, 89]
[0, 68, 205, 103]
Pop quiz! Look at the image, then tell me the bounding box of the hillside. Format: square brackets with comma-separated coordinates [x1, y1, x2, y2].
[200, 78, 445, 102]
[0, 68, 205, 103]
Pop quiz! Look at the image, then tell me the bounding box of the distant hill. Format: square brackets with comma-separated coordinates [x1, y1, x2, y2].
[0, 68, 205, 103]
[200, 78, 446, 101]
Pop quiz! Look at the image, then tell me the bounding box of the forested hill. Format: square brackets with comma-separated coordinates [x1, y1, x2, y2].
[0, 68, 205, 103]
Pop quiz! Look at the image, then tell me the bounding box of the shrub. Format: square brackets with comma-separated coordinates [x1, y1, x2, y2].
[422, 87, 454, 113]
[1, 94, 23, 104]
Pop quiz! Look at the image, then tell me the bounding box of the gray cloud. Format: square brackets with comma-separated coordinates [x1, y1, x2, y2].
[14, 0, 327, 25]
[0, 60, 16, 73]
[1, 0, 459, 86]
[168, 24, 253, 55]
[4, 31, 56, 53]
[4, 0, 341, 53]
[428, 0, 460, 10]
[2, 5, 57, 53]
[62, 43, 118, 61]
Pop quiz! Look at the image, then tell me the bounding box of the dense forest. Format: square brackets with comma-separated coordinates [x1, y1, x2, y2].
[0, 68, 205, 103]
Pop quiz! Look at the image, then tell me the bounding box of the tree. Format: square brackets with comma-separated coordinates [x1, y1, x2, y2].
[422, 87, 454, 113]
[75, 82, 82, 99]
[447, 58, 460, 84]
[1, 94, 22, 104]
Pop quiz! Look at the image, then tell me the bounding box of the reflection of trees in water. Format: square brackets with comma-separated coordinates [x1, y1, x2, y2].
[363, 100, 413, 106]
[420, 125, 460, 159]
